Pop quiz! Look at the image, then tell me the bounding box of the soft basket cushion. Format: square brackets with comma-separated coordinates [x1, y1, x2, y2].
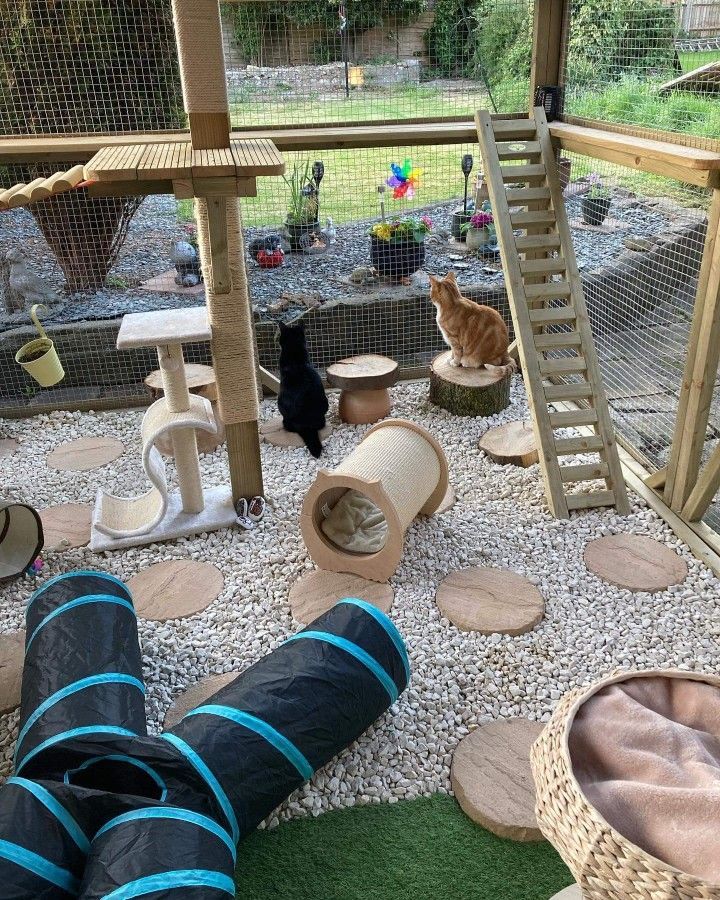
[569, 675, 720, 882]
[321, 489, 388, 554]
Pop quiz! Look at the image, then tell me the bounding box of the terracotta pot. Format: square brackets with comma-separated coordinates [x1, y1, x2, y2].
[465, 226, 490, 251]
[339, 388, 392, 425]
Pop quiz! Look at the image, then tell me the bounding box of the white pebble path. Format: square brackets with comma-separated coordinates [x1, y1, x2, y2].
[1, 379, 719, 830]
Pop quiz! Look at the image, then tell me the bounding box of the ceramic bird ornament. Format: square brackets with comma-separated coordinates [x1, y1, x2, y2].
[321, 217, 337, 245]
[2, 248, 59, 315]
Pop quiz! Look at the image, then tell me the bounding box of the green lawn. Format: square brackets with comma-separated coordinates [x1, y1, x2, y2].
[234, 795, 573, 900]
[678, 49, 719, 72]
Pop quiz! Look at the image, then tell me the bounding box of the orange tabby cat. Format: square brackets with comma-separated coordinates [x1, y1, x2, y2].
[430, 271, 516, 373]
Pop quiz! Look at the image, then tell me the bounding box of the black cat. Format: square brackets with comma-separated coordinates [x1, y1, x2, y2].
[277, 320, 329, 458]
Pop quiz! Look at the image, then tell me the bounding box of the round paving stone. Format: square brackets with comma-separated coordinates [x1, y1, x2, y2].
[47, 436, 125, 472]
[550, 888, 582, 900]
[436, 567, 544, 635]
[289, 569, 393, 625]
[260, 417, 332, 449]
[0, 438, 19, 459]
[164, 672, 237, 730]
[479, 420, 538, 467]
[435, 483, 456, 515]
[128, 560, 224, 621]
[451, 718, 544, 841]
[584, 534, 688, 592]
[0, 630, 25, 714]
[39, 503, 92, 550]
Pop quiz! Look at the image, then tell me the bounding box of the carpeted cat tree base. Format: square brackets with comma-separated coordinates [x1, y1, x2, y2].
[429, 350, 511, 417]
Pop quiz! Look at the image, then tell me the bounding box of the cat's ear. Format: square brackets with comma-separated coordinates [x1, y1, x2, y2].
[428, 274, 438, 286]
[444, 271, 457, 283]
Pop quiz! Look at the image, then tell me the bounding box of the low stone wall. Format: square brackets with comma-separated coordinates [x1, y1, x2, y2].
[0, 219, 705, 417]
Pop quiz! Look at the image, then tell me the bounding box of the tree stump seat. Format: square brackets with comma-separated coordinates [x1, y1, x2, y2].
[429, 350, 511, 417]
[326, 354, 399, 425]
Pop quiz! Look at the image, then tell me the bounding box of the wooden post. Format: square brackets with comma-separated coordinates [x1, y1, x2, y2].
[530, 0, 569, 108]
[663, 189, 720, 512]
[171, 0, 264, 502]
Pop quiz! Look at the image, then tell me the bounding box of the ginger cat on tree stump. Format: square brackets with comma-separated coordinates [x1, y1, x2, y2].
[430, 272, 516, 374]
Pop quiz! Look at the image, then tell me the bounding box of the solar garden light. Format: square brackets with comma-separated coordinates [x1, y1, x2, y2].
[461, 154, 474, 214]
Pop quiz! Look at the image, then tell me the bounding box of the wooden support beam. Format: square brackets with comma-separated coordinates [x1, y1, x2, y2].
[664, 189, 720, 511]
[683, 444, 720, 521]
[206, 197, 231, 295]
[530, 0, 568, 105]
[259, 365, 281, 394]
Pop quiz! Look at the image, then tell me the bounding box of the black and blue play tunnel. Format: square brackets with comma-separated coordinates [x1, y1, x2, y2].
[16, 571, 147, 782]
[164, 597, 410, 843]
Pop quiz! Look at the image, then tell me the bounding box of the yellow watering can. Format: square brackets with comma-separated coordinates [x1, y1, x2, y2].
[15, 304, 65, 387]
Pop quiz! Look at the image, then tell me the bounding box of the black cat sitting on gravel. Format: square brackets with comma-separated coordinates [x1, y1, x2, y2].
[277, 320, 329, 457]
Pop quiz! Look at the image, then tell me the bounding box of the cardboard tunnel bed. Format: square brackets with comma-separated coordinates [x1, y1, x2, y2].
[301, 419, 449, 583]
[0, 500, 43, 582]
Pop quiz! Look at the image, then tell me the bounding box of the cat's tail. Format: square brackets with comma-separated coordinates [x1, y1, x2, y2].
[297, 429, 323, 458]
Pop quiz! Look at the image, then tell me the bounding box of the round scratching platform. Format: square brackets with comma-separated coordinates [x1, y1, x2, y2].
[584, 534, 688, 592]
[429, 350, 511, 417]
[260, 417, 332, 449]
[47, 436, 125, 472]
[0, 438, 19, 458]
[164, 672, 237, 730]
[0, 630, 25, 714]
[452, 718, 544, 841]
[301, 418, 449, 583]
[128, 560, 224, 621]
[479, 420, 538, 467]
[326, 355, 399, 425]
[289, 570, 393, 624]
[436, 567, 544, 635]
[39, 503, 92, 550]
[146, 363, 225, 455]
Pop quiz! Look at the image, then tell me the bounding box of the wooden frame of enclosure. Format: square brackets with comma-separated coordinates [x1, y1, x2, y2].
[2, 0, 720, 568]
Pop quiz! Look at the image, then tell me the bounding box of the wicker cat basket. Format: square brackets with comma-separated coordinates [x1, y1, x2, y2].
[530, 669, 720, 900]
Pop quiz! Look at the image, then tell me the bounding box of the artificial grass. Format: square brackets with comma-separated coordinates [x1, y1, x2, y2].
[234, 794, 573, 900]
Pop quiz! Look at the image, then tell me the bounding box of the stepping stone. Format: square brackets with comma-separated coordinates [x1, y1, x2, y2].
[451, 718, 544, 841]
[260, 417, 332, 449]
[128, 560, 224, 621]
[0, 438, 19, 459]
[584, 534, 688, 592]
[479, 421, 538, 467]
[436, 567, 544, 635]
[289, 569, 393, 625]
[550, 888, 582, 900]
[39, 503, 92, 550]
[164, 672, 237, 730]
[0, 630, 25, 714]
[435, 483, 456, 515]
[47, 436, 125, 472]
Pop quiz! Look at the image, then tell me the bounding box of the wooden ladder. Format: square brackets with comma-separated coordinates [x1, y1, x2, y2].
[475, 108, 630, 518]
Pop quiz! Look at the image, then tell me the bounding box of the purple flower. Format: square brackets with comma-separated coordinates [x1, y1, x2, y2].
[470, 211, 493, 228]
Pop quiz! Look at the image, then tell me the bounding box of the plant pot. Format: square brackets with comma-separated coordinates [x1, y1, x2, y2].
[451, 210, 473, 241]
[558, 156, 572, 191]
[370, 235, 426, 279]
[15, 337, 64, 387]
[465, 226, 491, 251]
[285, 219, 320, 252]
[581, 196, 611, 227]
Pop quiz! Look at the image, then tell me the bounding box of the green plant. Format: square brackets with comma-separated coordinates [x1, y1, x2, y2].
[283, 161, 319, 224]
[105, 274, 129, 289]
[424, 0, 477, 77]
[370, 215, 433, 242]
[473, 0, 531, 84]
[586, 173, 611, 199]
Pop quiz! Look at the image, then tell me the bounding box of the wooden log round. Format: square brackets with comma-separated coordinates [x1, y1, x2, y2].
[429, 351, 511, 417]
[479, 420, 539, 467]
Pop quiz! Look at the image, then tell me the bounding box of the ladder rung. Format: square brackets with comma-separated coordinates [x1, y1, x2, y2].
[539, 357, 587, 376]
[534, 331, 582, 349]
[515, 234, 562, 252]
[500, 164, 546, 182]
[520, 257, 567, 275]
[529, 306, 576, 324]
[524, 281, 572, 299]
[560, 462, 610, 483]
[543, 382, 595, 401]
[554, 435, 605, 454]
[510, 210, 557, 227]
[566, 491, 616, 511]
[497, 141, 541, 160]
[550, 409, 598, 427]
[491, 119, 537, 139]
[506, 187, 551, 204]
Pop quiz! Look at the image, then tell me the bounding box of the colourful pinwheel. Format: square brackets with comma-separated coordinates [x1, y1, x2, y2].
[386, 159, 422, 200]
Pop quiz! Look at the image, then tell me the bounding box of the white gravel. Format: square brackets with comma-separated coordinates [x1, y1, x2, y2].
[2, 379, 719, 828]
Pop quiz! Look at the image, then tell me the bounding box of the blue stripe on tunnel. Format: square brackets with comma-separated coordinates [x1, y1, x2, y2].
[184, 705, 314, 782]
[63, 755, 167, 802]
[6, 778, 90, 854]
[0, 839, 79, 894]
[26, 571, 129, 616]
[101, 870, 235, 899]
[15, 725, 138, 775]
[25, 595, 136, 652]
[161, 733, 240, 844]
[337, 598, 411, 684]
[94, 807, 236, 862]
[15, 673, 146, 762]
[284, 631, 399, 703]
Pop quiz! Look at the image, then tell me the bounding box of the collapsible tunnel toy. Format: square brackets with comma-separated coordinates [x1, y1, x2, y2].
[0, 499, 43, 582]
[0, 570, 409, 897]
